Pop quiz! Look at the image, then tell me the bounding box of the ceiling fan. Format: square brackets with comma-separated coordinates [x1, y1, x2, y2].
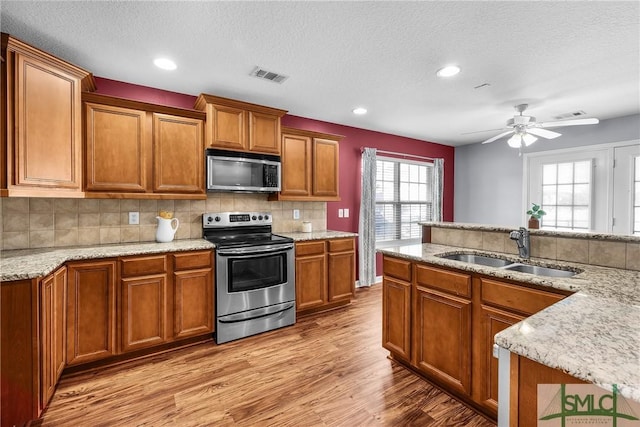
[479, 104, 600, 148]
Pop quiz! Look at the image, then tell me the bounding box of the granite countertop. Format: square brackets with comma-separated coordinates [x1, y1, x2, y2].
[1, 239, 215, 282]
[378, 243, 640, 402]
[278, 230, 358, 241]
[419, 221, 640, 243]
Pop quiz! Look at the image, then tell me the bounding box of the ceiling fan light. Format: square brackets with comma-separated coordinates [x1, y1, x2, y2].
[522, 133, 538, 146]
[507, 134, 521, 148]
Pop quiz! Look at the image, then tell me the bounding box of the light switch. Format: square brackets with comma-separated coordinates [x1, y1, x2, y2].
[128, 212, 140, 225]
[344, 208, 349, 218]
[338, 209, 344, 218]
[293, 209, 300, 220]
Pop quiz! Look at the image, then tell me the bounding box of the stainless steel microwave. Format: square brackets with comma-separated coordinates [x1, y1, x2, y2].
[206, 149, 281, 193]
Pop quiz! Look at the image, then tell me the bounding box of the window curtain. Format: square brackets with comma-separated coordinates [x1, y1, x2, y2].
[358, 148, 377, 287]
[432, 158, 444, 221]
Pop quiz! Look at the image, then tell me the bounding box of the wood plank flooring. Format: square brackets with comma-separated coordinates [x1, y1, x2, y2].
[38, 285, 496, 426]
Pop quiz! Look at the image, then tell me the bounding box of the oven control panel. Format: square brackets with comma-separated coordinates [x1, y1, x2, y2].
[203, 212, 272, 228]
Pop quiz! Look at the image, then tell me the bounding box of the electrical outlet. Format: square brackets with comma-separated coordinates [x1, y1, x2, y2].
[344, 208, 349, 218]
[293, 209, 300, 220]
[338, 209, 344, 218]
[128, 211, 140, 225]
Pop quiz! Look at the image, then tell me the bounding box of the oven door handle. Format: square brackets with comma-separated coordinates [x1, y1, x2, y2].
[218, 302, 295, 323]
[216, 243, 294, 256]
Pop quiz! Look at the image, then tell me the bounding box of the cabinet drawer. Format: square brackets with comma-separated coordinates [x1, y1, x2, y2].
[415, 264, 471, 298]
[328, 238, 354, 253]
[481, 278, 565, 316]
[296, 241, 325, 256]
[173, 251, 212, 271]
[383, 256, 412, 282]
[121, 255, 167, 277]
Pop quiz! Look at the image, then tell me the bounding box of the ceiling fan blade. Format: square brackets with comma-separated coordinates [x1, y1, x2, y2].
[527, 128, 561, 139]
[481, 130, 514, 144]
[538, 118, 600, 128]
[461, 127, 509, 135]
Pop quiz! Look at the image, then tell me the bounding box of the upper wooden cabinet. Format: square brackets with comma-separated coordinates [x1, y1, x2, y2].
[270, 127, 342, 201]
[1, 33, 95, 197]
[83, 93, 205, 199]
[194, 93, 287, 155]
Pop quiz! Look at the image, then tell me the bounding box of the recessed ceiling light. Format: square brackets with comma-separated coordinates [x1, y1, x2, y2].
[153, 58, 177, 71]
[436, 65, 461, 78]
[353, 107, 368, 115]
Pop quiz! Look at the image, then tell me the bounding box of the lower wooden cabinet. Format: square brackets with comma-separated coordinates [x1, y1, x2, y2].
[473, 305, 523, 414]
[295, 237, 356, 315]
[66, 260, 117, 366]
[172, 251, 214, 338]
[380, 255, 570, 420]
[121, 274, 168, 352]
[413, 285, 472, 396]
[382, 276, 411, 361]
[295, 240, 327, 312]
[40, 267, 67, 408]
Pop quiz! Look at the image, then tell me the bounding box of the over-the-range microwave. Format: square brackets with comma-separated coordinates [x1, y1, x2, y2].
[206, 149, 281, 193]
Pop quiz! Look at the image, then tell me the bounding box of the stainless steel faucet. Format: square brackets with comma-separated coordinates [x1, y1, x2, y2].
[509, 227, 530, 259]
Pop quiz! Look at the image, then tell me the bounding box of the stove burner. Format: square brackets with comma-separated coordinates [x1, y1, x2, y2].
[202, 212, 293, 248]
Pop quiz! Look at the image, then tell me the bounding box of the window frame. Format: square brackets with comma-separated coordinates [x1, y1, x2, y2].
[374, 155, 434, 248]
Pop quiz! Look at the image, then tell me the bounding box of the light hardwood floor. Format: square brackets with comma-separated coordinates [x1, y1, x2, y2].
[38, 285, 496, 426]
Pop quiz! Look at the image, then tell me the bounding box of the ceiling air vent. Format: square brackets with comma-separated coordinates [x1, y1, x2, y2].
[250, 66, 289, 84]
[554, 110, 586, 120]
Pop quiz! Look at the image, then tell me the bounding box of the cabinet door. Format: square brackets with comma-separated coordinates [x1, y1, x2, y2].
[39, 267, 67, 408]
[11, 51, 82, 190]
[280, 133, 312, 196]
[248, 111, 281, 154]
[382, 276, 411, 361]
[312, 138, 339, 197]
[153, 113, 204, 194]
[295, 253, 327, 312]
[85, 103, 148, 192]
[327, 239, 355, 302]
[67, 261, 117, 366]
[476, 305, 523, 416]
[121, 274, 168, 352]
[208, 103, 246, 150]
[413, 286, 472, 396]
[40, 274, 55, 407]
[174, 268, 214, 338]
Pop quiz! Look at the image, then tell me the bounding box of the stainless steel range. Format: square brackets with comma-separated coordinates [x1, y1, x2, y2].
[203, 212, 295, 344]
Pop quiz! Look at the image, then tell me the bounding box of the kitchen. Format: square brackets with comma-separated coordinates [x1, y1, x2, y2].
[1, 1, 640, 426]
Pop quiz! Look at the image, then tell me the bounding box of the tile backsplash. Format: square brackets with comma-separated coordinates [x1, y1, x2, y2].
[429, 226, 639, 271]
[0, 194, 326, 250]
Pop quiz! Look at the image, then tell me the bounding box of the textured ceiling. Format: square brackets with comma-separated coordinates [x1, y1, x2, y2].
[2, 1, 639, 146]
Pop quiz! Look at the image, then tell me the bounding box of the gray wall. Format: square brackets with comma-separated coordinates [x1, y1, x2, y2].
[454, 114, 640, 227]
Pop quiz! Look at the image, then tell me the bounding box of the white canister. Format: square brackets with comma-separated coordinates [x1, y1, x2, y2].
[302, 221, 312, 233]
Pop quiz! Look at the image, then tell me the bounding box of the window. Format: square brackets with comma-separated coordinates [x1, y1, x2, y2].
[526, 141, 640, 234]
[375, 157, 433, 245]
[540, 160, 592, 231]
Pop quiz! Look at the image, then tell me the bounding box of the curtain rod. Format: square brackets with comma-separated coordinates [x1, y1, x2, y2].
[361, 147, 438, 162]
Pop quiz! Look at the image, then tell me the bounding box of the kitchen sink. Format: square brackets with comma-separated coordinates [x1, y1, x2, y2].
[438, 253, 513, 268]
[502, 263, 577, 277]
[437, 252, 579, 278]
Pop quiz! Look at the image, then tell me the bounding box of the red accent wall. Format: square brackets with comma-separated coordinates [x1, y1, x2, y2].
[93, 76, 456, 277]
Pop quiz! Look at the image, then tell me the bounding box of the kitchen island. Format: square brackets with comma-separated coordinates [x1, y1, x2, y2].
[378, 241, 640, 424]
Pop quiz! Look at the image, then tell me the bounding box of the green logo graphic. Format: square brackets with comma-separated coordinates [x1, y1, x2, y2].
[539, 384, 639, 426]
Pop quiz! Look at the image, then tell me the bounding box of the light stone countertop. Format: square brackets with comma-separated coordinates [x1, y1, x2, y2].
[378, 243, 640, 403]
[278, 230, 358, 241]
[0, 239, 215, 282]
[420, 221, 640, 243]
